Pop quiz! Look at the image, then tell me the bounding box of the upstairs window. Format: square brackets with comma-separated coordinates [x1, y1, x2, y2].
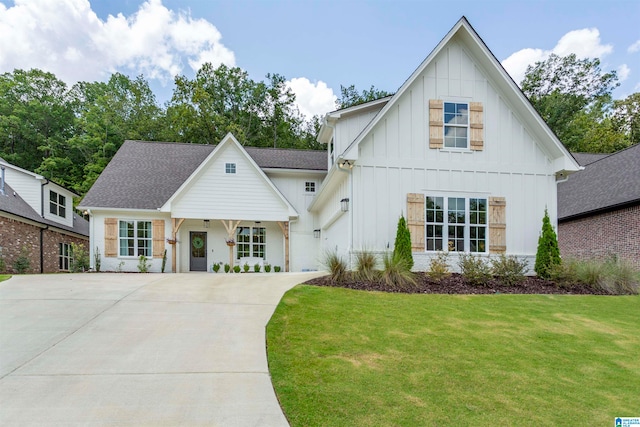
[444, 102, 469, 149]
[225, 163, 236, 174]
[305, 182, 316, 193]
[49, 191, 66, 218]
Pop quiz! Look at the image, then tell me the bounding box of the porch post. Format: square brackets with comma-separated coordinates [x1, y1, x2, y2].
[277, 221, 290, 272]
[221, 219, 241, 268]
[171, 218, 185, 273]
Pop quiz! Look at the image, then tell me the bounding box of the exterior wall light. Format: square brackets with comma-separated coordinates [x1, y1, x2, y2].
[340, 198, 350, 212]
[203, 219, 210, 228]
[313, 229, 321, 238]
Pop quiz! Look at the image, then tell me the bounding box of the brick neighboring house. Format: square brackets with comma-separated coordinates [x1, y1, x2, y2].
[557, 144, 640, 269]
[0, 158, 89, 274]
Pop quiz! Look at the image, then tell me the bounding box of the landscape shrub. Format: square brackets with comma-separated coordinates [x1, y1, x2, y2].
[70, 243, 90, 273]
[254, 263, 261, 273]
[13, 247, 31, 274]
[0, 257, 5, 272]
[491, 254, 528, 286]
[381, 252, 415, 289]
[534, 209, 561, 278]
[161, 249, 167, 273]
[264, 263, 272, 273]
[94, 246, 101, 272]
[224, 263, 231, 273]
[550, 257, 639, 295]
[458, 253, 492, 286]
[243, 263, 250, 273]
[212, 263, 221, 273]
[427, 251, 450, 281]
[233, 265, 241, 273]
[274, 266, 281, 273]
[393, 215, 413, 270]
[137, 255, 151, 273]
[354, 250, 378, 282]
[324, 250, 348, 283]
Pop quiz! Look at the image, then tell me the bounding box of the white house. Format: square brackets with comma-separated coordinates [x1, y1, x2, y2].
[79, 17, 580, 273]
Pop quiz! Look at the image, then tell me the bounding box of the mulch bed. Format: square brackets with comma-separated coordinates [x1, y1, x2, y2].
[304, 273, 609, 295]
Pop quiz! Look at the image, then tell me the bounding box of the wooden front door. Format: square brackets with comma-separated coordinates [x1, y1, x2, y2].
[189, 231, 207, 271]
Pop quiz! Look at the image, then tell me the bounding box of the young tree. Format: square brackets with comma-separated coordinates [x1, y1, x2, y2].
[534, 209, 561, 278]
[393, 214, 413, 270]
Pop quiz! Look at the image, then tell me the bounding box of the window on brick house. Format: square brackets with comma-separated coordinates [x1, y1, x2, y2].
[59, 243, 72, 270]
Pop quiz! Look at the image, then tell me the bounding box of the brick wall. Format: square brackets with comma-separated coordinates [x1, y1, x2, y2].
[558, 204, 640, 270]
[0, 216, 89, 274]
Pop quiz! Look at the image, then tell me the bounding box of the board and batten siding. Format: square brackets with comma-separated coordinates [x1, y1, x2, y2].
[349, 36, 559, 261]
[333, 107, 383, 157]
[171, 143, 291, 221]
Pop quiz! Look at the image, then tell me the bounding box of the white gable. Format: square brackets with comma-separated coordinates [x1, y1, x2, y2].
[165, 134, 297, 221]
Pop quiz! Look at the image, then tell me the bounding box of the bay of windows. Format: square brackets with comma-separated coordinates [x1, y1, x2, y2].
[236, 226, 266, 259]
[426, 196, 487, 252]
[119, 220, 152, 257]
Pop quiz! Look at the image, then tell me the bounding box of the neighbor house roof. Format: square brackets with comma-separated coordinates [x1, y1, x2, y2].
[0, 183, 89, 236]
[79, 140, 326, 210]
[571, 152, 611, 166]
[558, 143, 640, 220]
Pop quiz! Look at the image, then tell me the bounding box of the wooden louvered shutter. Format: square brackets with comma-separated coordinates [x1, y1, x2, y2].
[407, 193, 425, 251]
[104, 218, 118, 257]
[469, 102, 484, 151]
[152, 220, 165, 258]
[429, 100, 444, 149]
[489, 197, 506, 253]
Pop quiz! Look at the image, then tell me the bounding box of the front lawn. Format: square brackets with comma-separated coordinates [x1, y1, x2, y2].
[0, 275, 11, 283]
[267, 285, 640, 426]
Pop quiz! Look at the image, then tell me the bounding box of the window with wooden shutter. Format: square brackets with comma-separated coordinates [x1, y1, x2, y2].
[104, 218, 117, 257]
[469, 102, 484, 151]
[152, 219, 165, 258]
[429, 100, 444, 149]
[489, 197, 506, 253]
[407, 193, 425, 251]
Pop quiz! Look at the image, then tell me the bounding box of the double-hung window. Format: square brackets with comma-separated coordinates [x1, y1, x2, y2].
[236, 227, 266, 259]
[119, 220, 152, 257]
[443, 102, 469, 149]
[426, 196, 487, 252]
[49, 191, 66, 218]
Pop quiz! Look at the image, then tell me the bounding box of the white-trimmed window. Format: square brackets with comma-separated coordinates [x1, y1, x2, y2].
[236, 227, 266, 259]
[59, 243, 72, 270]
[49, 190, 66, 218]
[305, 181, 316, 193]
[119, 220, 152, 257]
[225, 163, 236, 174]
[444, 102, 469, 149]
[426, 196, 487, 252]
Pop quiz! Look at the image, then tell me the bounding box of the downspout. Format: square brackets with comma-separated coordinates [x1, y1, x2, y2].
[40, 225, 49, 273]
[40, 178, 50, 273]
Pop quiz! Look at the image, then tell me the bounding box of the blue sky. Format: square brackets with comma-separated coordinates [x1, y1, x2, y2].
[1, 0, 638, 118]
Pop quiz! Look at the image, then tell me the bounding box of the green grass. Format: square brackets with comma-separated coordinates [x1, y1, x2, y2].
[0, 275, 11, 283]
[267, 285, 640, 426]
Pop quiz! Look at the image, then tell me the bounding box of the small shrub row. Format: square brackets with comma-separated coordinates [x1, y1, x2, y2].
[213, 262, 280, 273]
[324, 249, 415, 289]
[427, 253, 528, 286]
[551, 257, 639, 295]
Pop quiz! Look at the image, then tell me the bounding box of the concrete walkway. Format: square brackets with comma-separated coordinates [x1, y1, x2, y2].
[0, 272, 322, 426]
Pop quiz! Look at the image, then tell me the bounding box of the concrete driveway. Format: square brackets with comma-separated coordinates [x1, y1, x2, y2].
[0, 271, 322, 426]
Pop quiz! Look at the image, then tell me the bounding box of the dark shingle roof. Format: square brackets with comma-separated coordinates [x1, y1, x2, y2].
[0, 183, 89, 236]
[558, 144, 640, 220]
[80, 140, 327, 210]
[571, 152, 611, 166]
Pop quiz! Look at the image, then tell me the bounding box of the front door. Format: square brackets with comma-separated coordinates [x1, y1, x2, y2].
[190, 231, 207, 271]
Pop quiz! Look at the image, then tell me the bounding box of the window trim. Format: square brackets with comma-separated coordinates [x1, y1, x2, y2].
[225, 163, 236, 174]
[236, 226, 266, 259]
[118, 220, 152, 258]
[305, 181, 316, 193]
[49, 190, 66, 218]
[443, 101, 469, 149]
[59, 242, 72, 271]
[425, 195, 488, 253]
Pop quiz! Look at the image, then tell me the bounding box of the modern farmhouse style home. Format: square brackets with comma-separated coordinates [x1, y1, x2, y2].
[79, 17, 580, 273]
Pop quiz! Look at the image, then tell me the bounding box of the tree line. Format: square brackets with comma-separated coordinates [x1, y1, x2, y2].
[1, 55, 638, 197]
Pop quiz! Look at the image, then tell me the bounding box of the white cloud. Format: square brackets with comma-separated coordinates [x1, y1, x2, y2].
[502, 28, 613, 85]
[617, 64, 630, 82]
[629, 40, 640, 53]
[0, 0, 235, 85]
[286, 77, 337, 119]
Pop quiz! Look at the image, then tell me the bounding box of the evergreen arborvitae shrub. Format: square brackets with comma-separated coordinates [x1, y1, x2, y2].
[393, 215, 413, 270]
[534, 209, 561, 278]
